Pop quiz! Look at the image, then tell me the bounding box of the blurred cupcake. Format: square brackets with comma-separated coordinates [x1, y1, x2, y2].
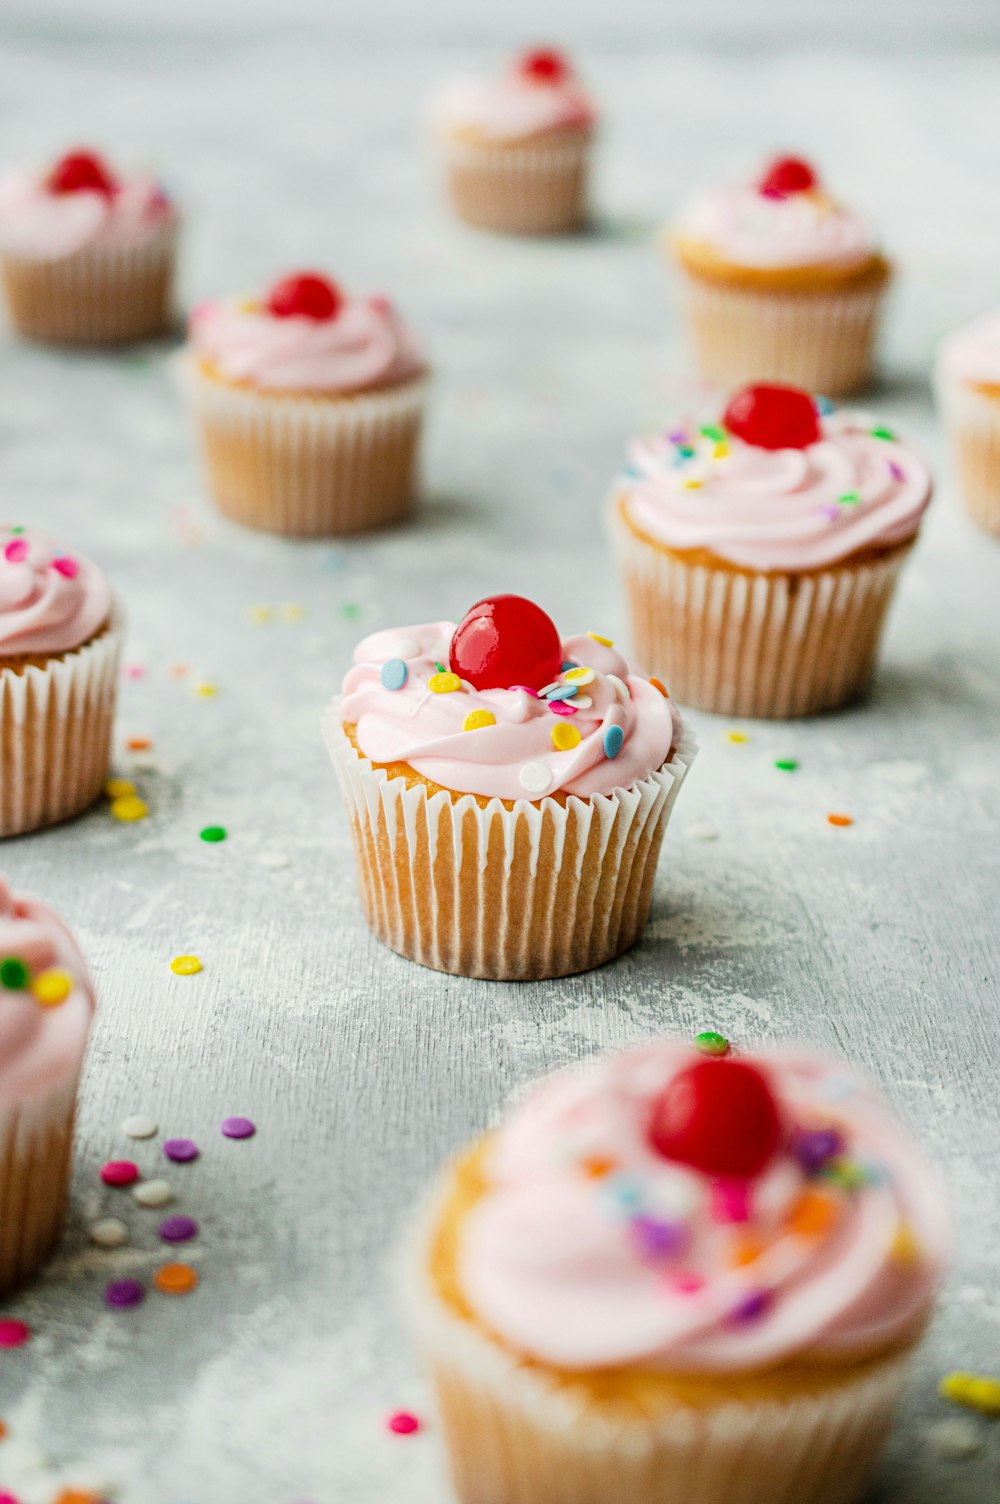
[0, 147, 178, 344]
[408, 1035, 949, 1504]
[0, 525, 121, 836]
[609, 383, 931, 717]
[668, 156, 891, 396]
[936, 310, 1000, 536]
[0, 875, 96, 1292]
[323, 594, 694, 980]
[431, 48, 597, 234]
[181, 271, 428, 537]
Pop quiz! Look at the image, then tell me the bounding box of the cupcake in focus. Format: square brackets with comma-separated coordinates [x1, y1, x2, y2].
[669, 156, 891, 396]
[0, 526, 121, 836]
[181, 271, 429, 537]
[610, 383, 931, 717]
[936, 310, 1000, 536]
[0, 148, 178, 344]
[0, 875, 96, 1292]
[431, 48, 597, 235]
[323, 594, 694, 980]
[408, 1034, 949, 1504]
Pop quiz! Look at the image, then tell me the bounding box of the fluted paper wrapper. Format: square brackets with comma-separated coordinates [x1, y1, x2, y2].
[611, 501, 910, 718]
[0, 617, 122, 838]
[0, 1078, 79, 1294]
[442, 134, 591, 235]
[324, 719, 695, 980]
[181, 357, 428, 537]
[677, 270, 888, 397]
[1, 227, 177, 345]
[937, 374, 1000, 536]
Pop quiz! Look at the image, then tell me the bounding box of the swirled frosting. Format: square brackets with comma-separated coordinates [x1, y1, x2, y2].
[456, 1040, 949, 1373]
[0, 168, 175, 261]
[937, 310, 1000, 388]
[618, 407, 931, 571]
[674, 181, 878, 271]
[189, 294, 426, 394]
[432, 67, 596, 142]
[337, 622, 680, 801]
[0, 876, 96, 1104]
[0, 527, 111, 657]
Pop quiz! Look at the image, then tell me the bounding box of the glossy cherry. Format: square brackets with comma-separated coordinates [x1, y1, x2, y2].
[723, 383, 821, 451]
[649, 1057, 783, 1179]
[266, 272, 343, 322]
[449, 595, 563, 693]
[518, 47, 570, 85]
[47, 149, 117, 199]
[757, 155, 818, 197]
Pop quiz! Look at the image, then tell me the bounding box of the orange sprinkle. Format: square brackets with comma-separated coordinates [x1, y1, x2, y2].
[154, 1261, 199, 1296]
[0, 1418, 7, 1440]
[890, 1221, 921, 1267]
[580, 1156, 617, 1180]
[54, 1492, 104, 1504]
[787, 1190, 840, 1238]
[648, 677, 670, 698]
[126, 736, 152, 752]
[727, 1234, 766, 1268]
[827, 813, 854, 828]
[168, 663, 189, 679]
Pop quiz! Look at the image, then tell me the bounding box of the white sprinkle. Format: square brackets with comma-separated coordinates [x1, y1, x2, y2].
[928, 1418, 982, 1460]
[688, 822, 719, 841]
[570, 694, 593, 710]
[519, 761, 552, 795]
[122, 1114, 158, 1139]
[538, 681, 561, 698]
[133, 1179, 174, 1208]
[607, 674, 630, 703]
[89, 1217, 129, 1248]
[260, 851, 291, 869]
[389, 637, 421, 660]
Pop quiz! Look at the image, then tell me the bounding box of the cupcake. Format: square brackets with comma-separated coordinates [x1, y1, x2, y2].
[323, 594, 695, 980]
[431, 48, 597, 235]
[180, 271, 429, 537]
[0, 148, 178, 345]
[936, 310, 1000, 536]
[408, 1034, 949, 1504]
[0, 875, 96, 1292]
[610, 383, 931, 718]
[0, 526, 122, 837]
[669, 156, 892, 396]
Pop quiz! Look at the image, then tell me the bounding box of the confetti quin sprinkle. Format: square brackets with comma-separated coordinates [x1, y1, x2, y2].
[786, 1190, 839, 1238]
[551, 723, 581, 752]
[462, 709, 495, 732]
[133, 1179, 173, 1207]
[100, 1161, 139, 1188]
[429, 671, 461, 694]
[728, 1289, 771, 1325]
[4, 539, 28, 563]
[195, 682, 218, 698]
[126, 736, 152, 752]
[387, 1411, 421, 1436]
[163, 1138, 199, 1163]
[380, 658, 408, 692]
[838, 491, 861, 507]
[726, 730, 748, 745]
[122, 1114, 157, 1139]
[0, 957, 29, 990]
[649, 677, 669, 698]
[105, 778, 135, 799]
[89, 1218, 128, 1249]
[159, 1214, 198, 1244]
[110, 795, 148, 823]
[31, 969, 72, 1007]
[51, 557, 79, 579]
[774, 758, 798, 772]
[154, 1262, 199, 1296]
[587, 631, 613, 647]
[827, 813, 853, 828]
[221, 1116, 256, 1139]
[199, 826, 227, 843]
[105, 1278, 145, 1309]
[545, 685, 578, 703]
[927, 1417, 982, 1460]
[519, 762, 552, 795]
[170, 955, 202, 976]
[548, 701, 577, 718]
[603, 726, 624, 759]
[564, 666, 595, 686]
[389, 637, 420, 660]
[939, 1373, 1000, 1417]
[0, 1320, 30, 1348]
[870, 425, 895, 441]
[694, 1030, 729, 1057]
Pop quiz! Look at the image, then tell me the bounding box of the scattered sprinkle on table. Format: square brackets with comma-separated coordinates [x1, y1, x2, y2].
[126, 736, 152, 752]
[199, 825, 227, 843]
[927, 1417, 982, 1459]
[154, 1262, 199, 1296]
[688, 823, 720, 842]
[133, 1179, 173, 1207]
[195, 682, 218, 698]
[123, 663, 146, 680]
[0, 1320, 31, 1348]
[122, 1114, 158, 1139]
[221, 1116, 256, 1139]
[110, 794, 148, 823]
[387, 1411, 421, 1435]
[105, 1278, 144, 1309]
[774, 758, 798, 772]
[163, 1138, 199, 1164]
[249, 605, 273, 624]
[827, 813, 854, 828]
[726, 730, 748, 744]
[104, 778, 135, 799]
[282, 603, 305, 623]
[939, 1371, 1000, 1416]
[159, 1214, 198, 1244]
[53, 1491, 107, 1504]
[0, 1418, 7, 1440]
[89, 1218, 129, 1249]
[100, 1160, 139, 1188]
[694, 1031, 730, 1057]
[170, 955, 202, 976]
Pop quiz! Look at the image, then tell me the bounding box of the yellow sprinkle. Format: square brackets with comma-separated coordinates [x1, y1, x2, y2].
[939, 1372, 1000, 1417]
[110, 794, 148, 823]
[727, 730, 748, 744]
[170, 955, 202, 977]
[281, 603, 305, 623]
[552, 722, 582, 752]
[462, 709, 496, 732]
[104, 778, 135, 799]
[564, 666, 595, 686]
[889, 1221, 921, 1267]
[713, 442, 729, 460]
[429, 671, 462, 694]
[682, 479, 703, 489]
[237, 297, 262, 314]
[31, 968, 73, 1007]
[195, 683, 218, 698]
[248, 606, 273, 625]
[587, 632, 614, 647]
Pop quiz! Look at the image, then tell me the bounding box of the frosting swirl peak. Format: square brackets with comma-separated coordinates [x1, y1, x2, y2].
[0, 527, 111, 657]
[0, 165, 175, 261]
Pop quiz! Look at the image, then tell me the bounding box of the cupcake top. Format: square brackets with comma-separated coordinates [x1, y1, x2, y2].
[432, 47, 597, 142]
[673, 155, 879, 272]
[338, 594, 681, 802]
[616, 384, 932, 572]
[937, 309, 1000, 389]
[189, 271, 426, 395]
[0, 148, 176, 261]
[454, 1035, 949, 1373]
[0, 526, 111, 658]
[0, 875, 96, 1104]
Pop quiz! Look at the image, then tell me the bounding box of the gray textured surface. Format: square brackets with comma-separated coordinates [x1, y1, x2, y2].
[0, 11, 998, 1503]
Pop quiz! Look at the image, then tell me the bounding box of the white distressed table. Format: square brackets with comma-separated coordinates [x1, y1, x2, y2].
[0, 9, 997, 1502]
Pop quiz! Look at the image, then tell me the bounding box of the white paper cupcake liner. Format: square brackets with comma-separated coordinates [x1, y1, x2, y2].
[677, 270, 888, 397]
[610, 498, 910, 718]
[180, 356, 429, 537]
[323, 717, 696, 980]
[0, 613, 123, 838]
[936, 372, 1000, 536]
[0, 1078, 79, 1294]
[1, 224, 178, 345]
[441, 134, 592, 234]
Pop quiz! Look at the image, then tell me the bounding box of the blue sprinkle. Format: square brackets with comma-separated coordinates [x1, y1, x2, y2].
[815, 395, 835, 416]
[622, 465, 643, 479]
[545, 685, 578, 703]
[603, 725, 625, 759]
[561, 660, 577, 671]
[380, 658, 408, 692]
[605, 1174, 642, 1212]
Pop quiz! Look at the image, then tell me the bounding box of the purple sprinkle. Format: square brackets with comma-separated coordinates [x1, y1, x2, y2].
[792, 1127, 845, 1176]
[888, 460, 905, 482]
[221, 1116, 256, 1140]
[159, 1214, 198, 1243]
[729, 1288, 771, 1325]
[667, 430, 688, 446]
[163, 1138, 199, 1163]
[630, 1215, 689, 1262]
[817, 502, 841, 522]
[105, 1277, 145, 1309]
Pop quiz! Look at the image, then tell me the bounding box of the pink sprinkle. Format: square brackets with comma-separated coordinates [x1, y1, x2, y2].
[51, 556, 79, 579]
[710, 1179, 751, 1224]
[888, 461, 905, 482]
[368, 294, 392, 314]
[0, 1492, 21, 1504]
[548, 700, 578, 717]
[123, 664, 146, 680]
[3, 539, 27, 563]
[671, 1271, 705, 1295]
[0, 1318, 31, 1348]
[508, 685, 540, 698]
[387, 1410, 421, 1435]
[101, 1159, 140, 1187]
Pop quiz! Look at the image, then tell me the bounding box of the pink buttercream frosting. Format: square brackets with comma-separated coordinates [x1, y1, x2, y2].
[0, 876, 95, 1104]
[188, 294, 426, 394]
[0, 167, 175, 261]
[337, 621, 681, 802]
[457, 1040, 949, 1373]
[0, 526, 111, 657]
[432, 64, 597, 142]
[674, 180, 878, 270]
[618, 407, 931, 572]
[937, 309, 1000, 388]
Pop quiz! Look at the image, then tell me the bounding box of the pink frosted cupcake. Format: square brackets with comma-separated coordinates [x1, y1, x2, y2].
[936, 310, 1000, 536]
[0, 148, 178, 344]
[668, 156, 892, 396]
[431, 48, 597, 234]
[0, 875, 96, 1293]
[181, 271, 429, 537]
[409, 1034, 949, 1504]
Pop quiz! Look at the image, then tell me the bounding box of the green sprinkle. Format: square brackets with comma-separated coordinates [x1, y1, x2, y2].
[341, 602, 360, 620]
[870, 425, 895, 441]
[0, 956, 29, 990]
[9, 526, 23, 535]
[774, 758, 799, 772]
[838, 491, 861, 507]
[434, 661, 446, 674]
[699, 423, 726, 442]
[694, 1030, 730, 1057]
[821, 1158, 868, 1191]
[199, 825, 227, 843]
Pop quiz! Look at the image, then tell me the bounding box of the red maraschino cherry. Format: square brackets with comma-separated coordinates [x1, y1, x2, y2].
[449, 595, 563, 693]
[757, 155, 818, 198]
[266, 272, 343, 322]
[47, 149, 117, 199]
[518, 47, 570, 85]
[649, 1057, 783, 1179]
[723, 383, 821, 451]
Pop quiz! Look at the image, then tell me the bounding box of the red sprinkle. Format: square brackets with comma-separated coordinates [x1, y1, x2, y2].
[387, 1411, 421, 1435]
[0, 1320, 31, 1349]
[100, 1160, 139, 1187]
